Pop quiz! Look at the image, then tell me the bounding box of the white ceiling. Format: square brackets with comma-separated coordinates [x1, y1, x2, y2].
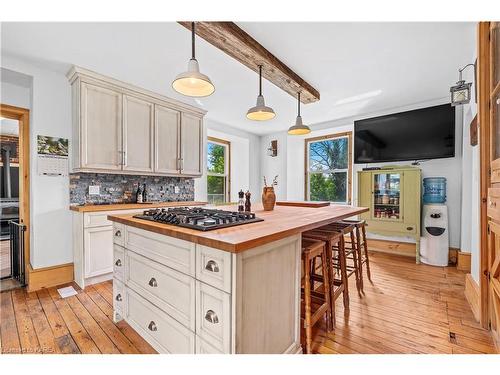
[0, 22, 475, 135]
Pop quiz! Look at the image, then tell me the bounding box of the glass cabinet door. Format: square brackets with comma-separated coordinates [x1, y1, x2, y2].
[372, 173, 403, 221]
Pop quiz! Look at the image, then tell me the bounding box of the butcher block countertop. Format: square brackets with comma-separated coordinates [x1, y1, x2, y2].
[69, 201, 207, 213]
[107, 204, 369, 253]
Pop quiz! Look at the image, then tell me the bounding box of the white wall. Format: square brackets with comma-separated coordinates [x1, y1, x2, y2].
[260, 132, 288, 200]
[460, 42, 480, 283]
[1, 56, 73, 269]
[261, 99, 464, 248]
[194, 119, 261, 203]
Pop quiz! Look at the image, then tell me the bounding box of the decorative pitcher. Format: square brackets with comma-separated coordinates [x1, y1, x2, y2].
[262, 187, 276, 211]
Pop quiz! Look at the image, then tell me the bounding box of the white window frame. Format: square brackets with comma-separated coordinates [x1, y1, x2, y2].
[305, 132, 352, 204]
[207, 137, 230, 204]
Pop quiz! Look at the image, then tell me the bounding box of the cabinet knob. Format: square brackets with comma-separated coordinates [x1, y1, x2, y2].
[115, 230, 122, 237]
[205, 260, 220, 273]
[148, 277, 158, 287]
[115, 259, 122, 267]
[204, 309, 219, 324]
[406, 227, 413, 231]
[148, 321, 157, 332]
[115, 293, 122, 302]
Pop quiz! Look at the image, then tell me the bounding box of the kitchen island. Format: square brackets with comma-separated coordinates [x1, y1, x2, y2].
[108, 204, 368, 354]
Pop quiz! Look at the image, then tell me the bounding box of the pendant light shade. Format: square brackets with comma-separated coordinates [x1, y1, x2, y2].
[172, 22, 215, 97]
[247, 65, 275, 121]
[287, 92, 311, 135]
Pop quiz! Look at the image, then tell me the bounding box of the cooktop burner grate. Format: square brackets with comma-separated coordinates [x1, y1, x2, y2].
[133, 207, 264, 231]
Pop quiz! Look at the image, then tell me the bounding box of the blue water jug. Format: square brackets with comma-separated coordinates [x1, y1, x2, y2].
[423, 177, 446, 204]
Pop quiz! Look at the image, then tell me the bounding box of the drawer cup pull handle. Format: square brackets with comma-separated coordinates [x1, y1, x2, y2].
[406, 227, 413, 231]
[205, 260, 220, 273]
[115, 259, 122, 267]
[148, 321, 157, 332]
[115, 230, 122, 237]
[148, 278, 158, 287]
[115, 293, 122, 302]
[205, 309, 219, 324]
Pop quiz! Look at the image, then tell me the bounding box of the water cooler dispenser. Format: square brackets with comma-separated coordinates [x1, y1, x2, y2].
[420, 178, 449, 266]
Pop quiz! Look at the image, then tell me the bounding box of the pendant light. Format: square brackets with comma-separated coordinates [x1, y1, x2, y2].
[246, 65, 276, 121]
[172, 22, 215, 97]
[287, 92, 311, 135]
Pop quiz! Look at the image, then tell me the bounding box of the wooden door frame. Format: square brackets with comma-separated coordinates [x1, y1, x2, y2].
[0, 103, 31, 284]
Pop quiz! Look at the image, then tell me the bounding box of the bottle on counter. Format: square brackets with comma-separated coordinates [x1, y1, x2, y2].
[136, 184, 143, 203]
[142, 184, 148, 202]
[244, 190, 251, 212]
[238, 190, 245, 212]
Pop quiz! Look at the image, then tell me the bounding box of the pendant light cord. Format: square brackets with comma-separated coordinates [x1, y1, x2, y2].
[191, 22, 196, 60]
[297, 92, 301, 116]
[259, 65, 263, 96]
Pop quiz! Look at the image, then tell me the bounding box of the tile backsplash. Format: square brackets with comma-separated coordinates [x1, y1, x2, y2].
[70, 173, 195, 205]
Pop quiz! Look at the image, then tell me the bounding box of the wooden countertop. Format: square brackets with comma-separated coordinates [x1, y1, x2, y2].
[108, 204, 369, 252]
[69, 201, 207, 213]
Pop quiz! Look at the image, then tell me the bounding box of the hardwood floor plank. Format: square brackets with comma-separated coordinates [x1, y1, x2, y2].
[0, 291, 21, 354]
[23, 290, 60, 354]
[76, 291, 139, 354]
[55, 334, 81, 354]
[46, 287, 100, 354]
[92, 283, 113, 305]
[36, 289, 70, 339]
[11, 289, 41, 353]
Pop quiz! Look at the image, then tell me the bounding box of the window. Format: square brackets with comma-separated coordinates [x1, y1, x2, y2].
[305, 132, 352, 204]
[207, 137, 230, 204]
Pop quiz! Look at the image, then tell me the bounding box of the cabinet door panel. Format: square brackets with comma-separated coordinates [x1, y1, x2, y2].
[81, 82, 122, 170]
[123, 95, 154, 172]
[155, 105, 180, 175]
[84, 226, 114, 278]
[180, 113, 202, 176]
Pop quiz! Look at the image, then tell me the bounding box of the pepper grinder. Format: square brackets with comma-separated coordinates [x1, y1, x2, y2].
[244, 190, 251, 212]
[238, 190, 245, 212]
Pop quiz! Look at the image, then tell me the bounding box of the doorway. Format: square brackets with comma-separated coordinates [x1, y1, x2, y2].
[0, 104, 30, 291]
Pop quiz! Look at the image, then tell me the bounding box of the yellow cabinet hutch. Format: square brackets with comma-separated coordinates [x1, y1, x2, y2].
[357, 166, 422, 262]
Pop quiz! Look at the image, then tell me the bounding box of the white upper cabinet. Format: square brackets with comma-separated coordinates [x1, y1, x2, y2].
[123, 95, 154, 173]
[68, 66, 205, 177]
[155, 104, 181, 175]
[180, 113, 202, 176]
[81, 82, 123, 170]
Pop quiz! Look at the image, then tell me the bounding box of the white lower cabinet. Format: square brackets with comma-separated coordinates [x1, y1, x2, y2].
[84, 226, 114, 278]
[113, 224, 302, 354]
[126, 288, 195, 354]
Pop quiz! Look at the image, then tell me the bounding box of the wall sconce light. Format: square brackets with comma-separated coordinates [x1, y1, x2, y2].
[450, 62, 476, 106]
[267, 140, 278, 157]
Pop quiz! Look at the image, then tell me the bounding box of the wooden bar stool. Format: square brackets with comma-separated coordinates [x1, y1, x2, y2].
[303, 229, 348, 319]
[301, 238, 332, 354]
[342, 219, 372, 284]
[320, 222, 363, 296]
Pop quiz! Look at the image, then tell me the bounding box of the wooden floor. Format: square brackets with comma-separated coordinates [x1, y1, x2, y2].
[0, 280, 156, 354]
[0, 252, 497, 354]
[311, 252, 498, 354]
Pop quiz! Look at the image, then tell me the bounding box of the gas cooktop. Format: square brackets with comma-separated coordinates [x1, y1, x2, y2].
[133, 207, 264, 231]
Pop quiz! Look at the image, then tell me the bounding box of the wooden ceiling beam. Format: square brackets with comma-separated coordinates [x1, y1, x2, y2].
[178, 22, 320, 104]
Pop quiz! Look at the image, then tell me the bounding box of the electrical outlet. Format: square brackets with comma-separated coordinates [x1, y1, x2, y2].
[89, 185, 100, 195]
[174, 186, 180, 194]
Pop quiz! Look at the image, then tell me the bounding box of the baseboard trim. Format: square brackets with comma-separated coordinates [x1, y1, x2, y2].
[457, 251, 472, 272]
[27, 263, 74, 292]
[464, 273, 480, 322]
[368, 239, 458, 264]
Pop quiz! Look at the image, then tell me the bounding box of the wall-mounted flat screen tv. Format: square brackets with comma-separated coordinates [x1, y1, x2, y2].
[354, 104, 455, 164]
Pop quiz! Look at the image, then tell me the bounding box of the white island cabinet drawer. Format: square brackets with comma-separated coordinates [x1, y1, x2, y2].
[126, 288, 195, 354]
[126, 250, 195, 331]
[84, 212, 112, 228]
[113, 278, 126, 317]
[196, 245, 232, 293]
[113, 245, 125, 282]
[112, 223, 124, 246]
[125, 225, 195, 276]
[196, 281, 231, 353]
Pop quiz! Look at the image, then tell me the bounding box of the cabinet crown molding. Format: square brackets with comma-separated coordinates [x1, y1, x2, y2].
[66, 65, 207, 116]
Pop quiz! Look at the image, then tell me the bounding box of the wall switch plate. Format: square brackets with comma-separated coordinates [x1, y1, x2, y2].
[174, 186, 180, 194]
[89, 185, 100, 195]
